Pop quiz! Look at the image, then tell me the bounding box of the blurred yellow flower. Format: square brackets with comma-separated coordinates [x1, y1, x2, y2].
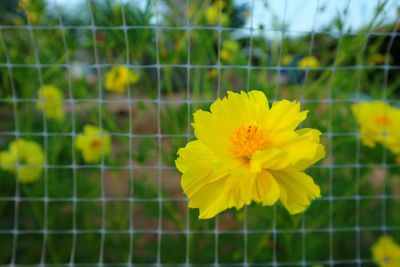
[206, 68, 219, 79]
[352, 101, 400, 154]
[372, 235, 400, 267]
[175, 90, 325, 219]
[298, 56, 319, 68]
[220, 40, 239, 63]
[104, 66, 139, 94]
[368, 53, 386, 65]
[18, 0, 32, 9]
[75, 125, 111, 163]
[26, 11, 39, 24]
[205, 2, 229, 25]
[281, 55, 293, 65]
[0, 139, 45, 183]
[18, 0, 41, 24]
[37, 85, 65, 121]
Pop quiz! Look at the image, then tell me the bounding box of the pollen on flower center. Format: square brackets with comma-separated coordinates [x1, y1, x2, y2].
[91, 139, 101, 149]
[375, 115, 390, 125]
[383, 256, 391, 263]
[230, 125, 270, 160]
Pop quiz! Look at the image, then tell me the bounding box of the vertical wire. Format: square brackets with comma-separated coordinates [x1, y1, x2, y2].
[86, 1, 106, 265]
[53, 0, 79, 265]
[273, 0, 289, 266]
[185, 0, 192, 265]
[154, 0, 163, 266]
[0, 25, 22, 267]
[380, 0, 400, 252]
[22, 6, 49, 266]
[324, 1, 352, 267]
[300, 2, 321, 266]
[243, 0, 256, 266]
[119, 1, 135, 265]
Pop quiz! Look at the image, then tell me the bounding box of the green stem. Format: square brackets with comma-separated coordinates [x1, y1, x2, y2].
[22, 185, 61, 264]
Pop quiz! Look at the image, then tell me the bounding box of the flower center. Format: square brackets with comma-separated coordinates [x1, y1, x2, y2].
[230, 125, 270, 160]
[375, 115, 390, 125]
[90, 139, 101, 149]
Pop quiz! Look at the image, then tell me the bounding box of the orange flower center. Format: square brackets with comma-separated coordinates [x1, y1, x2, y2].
[90, 139, 101, 149]
[230, 125, 270, 160]
[375, 115, 390, 125]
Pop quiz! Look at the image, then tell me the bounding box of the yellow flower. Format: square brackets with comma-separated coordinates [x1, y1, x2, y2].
[18, 0, 32, 9]
[175, 90, 325, 219]
[372, 236, 400, 267]
[104, 66, 140, 94]
[220, 40, 239, 63]
[298, 56, 319, 68]
[281, 55, 293, 65]
[206, 68, 219, 80]
[0, 139, 45, 183]
[18, 0, 41, 24]
[205, 2, 229, 25]
[36, 85, 65, 121]
[75, 125, 111, 163]
[27, 11, 39, 24]
[352, 101, 400, 154]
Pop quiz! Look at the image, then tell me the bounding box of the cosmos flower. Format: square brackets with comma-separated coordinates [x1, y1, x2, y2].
[220, 40, 239, 63]
[297, 56, 319, 68]
[75, 125, 111, 163]
[36, 85, 65, 121]
[352, 101, 400, 154]
[0, 139, 45, 183]
[104, 66, 140, 94]
[371, 236, 400, 267]
[175, 90, 325, 219]
[205, 2, 229, 26]
[281, 55, 293, 65]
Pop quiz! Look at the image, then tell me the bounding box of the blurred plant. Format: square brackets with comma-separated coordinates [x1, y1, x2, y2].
[0, 139, 44, 183]
[368, 53, 386, 65]
[104, 66, 140, 94]
[206, 68, 219, 80]
[36, 85, 65, 121]
[371, 235, 400, 267]
[176, 91, 325, 219]
[75, 125, 111, 163]
[18, 0, 45, 25]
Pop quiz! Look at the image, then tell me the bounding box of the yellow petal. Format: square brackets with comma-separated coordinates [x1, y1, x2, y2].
[188, 176, 229, 219]
[175, 140, 215, 173]
[0, 151, 16, 172]
[281, 128, 325, 170]
[272, 170, 320, 214]
[252, 171, 280, 206]
[264, 100, 307, 134]
[250, 148, 289, 172]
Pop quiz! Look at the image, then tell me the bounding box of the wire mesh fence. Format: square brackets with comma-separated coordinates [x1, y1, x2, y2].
[0, 0, 400, 266]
